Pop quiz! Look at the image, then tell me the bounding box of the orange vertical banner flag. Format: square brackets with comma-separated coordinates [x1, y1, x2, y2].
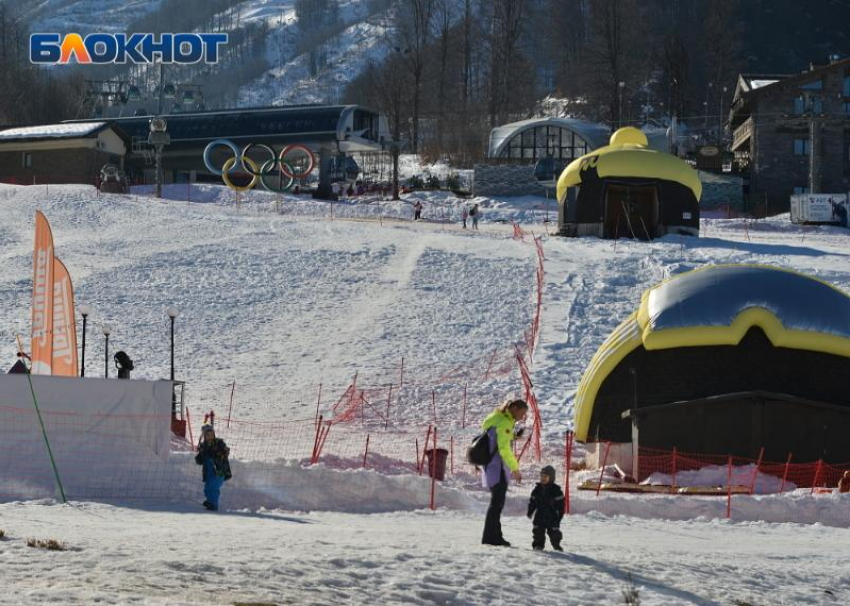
[31, 211, 55, 375]
[51, 257, 78, 377]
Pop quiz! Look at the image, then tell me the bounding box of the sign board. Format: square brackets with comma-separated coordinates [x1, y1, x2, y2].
[790, 193, 849, 225]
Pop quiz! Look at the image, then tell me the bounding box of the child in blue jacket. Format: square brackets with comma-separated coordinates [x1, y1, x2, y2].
[195, 424, 231, 511]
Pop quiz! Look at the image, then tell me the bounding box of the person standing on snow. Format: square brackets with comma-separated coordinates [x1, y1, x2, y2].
[461, 206, 469, 229]
[195, 424, 232, 511]
[413, 200, 423, 221]
[527, 465, 565, 551]
[470, 203, 480, 230]
[480, 399, 528, 546]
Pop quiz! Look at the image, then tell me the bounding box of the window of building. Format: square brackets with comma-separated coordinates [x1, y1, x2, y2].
[793, 186, 809, 195]
[793, 138, 809, 155]
[844, 75, 850, 97]
[845, 101, 850, 114]
[22, 153, 32, 168]
[801, 80, 823, 91]
[793, 96, 805, 113]
[812, 97, 823, 114]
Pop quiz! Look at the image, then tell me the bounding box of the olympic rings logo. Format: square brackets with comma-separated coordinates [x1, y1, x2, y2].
[203, 139, 317, 192]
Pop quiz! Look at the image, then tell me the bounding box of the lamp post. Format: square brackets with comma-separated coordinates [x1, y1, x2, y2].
[167, 306, 179, 415]
[79, 304, 91, 377]
[102, 325, 111, 378]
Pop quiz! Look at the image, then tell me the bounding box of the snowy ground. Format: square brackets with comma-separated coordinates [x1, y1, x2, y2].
[1, 501, 848, 606]
[3, 183, 850, 604]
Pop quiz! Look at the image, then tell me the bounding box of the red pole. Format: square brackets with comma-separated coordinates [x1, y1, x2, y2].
[209, 410, 215, 428]
[429, 428, 438, 511]
[399, 357, 404, 391]
[449, 435, 454, 475]
[461, 383, 468, 429]
[811, 459, 823, 495]
[315, 383, 323, 427]
[726, 455, 733, 519]
[749, 447, 765, 495]
[671, 447, 678, 491]
[226, 381, 236, 429]
[483, 349, 498, 380]
[419, 425, 432, 475]
[315, 425, 331, 464]
[384, 385, 393, 430]
[595, 441, 612, 497]
[431, 391, 437, 426]
[311, 415, 323, 464]
[362, 434, 370, 469]
[780, 453, 793, 494]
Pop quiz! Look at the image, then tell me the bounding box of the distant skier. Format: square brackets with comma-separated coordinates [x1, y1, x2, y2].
[470, 203, 480, 230]
[461, 206, 469, 229]
[527, 465, 565, 551]
[195, 424, 232, 511]
[413, 200, 423, 221]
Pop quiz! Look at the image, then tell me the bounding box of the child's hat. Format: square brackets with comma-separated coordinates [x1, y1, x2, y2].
[201, 424, 215, 435]
[540, 465, 556, 480]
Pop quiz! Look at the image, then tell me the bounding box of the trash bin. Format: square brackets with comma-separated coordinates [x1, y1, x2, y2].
[425, 448, 449, 481]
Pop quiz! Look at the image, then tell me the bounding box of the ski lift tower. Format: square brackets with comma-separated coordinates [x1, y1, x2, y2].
[147, 117, 170, 198]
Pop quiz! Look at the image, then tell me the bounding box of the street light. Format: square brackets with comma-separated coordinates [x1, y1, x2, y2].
[167, 306, 179, 415]
[102, 325, 112, 378]
[79, 304, 91, 377]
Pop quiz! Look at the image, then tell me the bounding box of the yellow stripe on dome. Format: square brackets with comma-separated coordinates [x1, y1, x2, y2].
[573, 264, 850, 442]
[556, 127, 702, 203]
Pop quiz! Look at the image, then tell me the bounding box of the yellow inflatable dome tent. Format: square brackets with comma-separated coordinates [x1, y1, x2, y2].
[556, 127, 702, 239]
[574, 264, 850, 464]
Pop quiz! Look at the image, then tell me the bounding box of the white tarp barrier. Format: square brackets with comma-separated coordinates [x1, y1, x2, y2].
[790, 193, 849, 225]
[0, 374, 172, 458]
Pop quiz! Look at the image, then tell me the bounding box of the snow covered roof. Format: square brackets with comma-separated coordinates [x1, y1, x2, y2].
[0, 121, 109, 142]
[488, 117, 610, 158]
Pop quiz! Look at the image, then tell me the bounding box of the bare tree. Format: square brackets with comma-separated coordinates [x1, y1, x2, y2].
[394, 0, 435, 153]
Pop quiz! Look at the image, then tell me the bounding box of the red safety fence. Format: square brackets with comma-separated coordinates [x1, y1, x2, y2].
[598, 443, 850, 491]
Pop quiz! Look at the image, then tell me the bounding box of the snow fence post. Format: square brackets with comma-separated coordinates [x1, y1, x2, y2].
[384, 385, 392, 430]
[780, 453, 793, 494]
[564, 431, 573, 515]
[671, 447, 678, 491]
[595, 441, 612, 498]
[226, 381, 236, 429]
[415, 438, 420, 473]
[419, 426, 432, 475]
[431, 391, 437, 426]
[461, 383, 467, 429]
[429, 428, 438, 511]
[362, 434, 370, 469]
[315, 383, 322, 428]
[726, 456, 733, 519]
[311, 415, 324, 464]
[811, 459, 824, 495]
[749, 447, 764, 495]
[186, 406, 194, 447]
[449, 435, 454, 476]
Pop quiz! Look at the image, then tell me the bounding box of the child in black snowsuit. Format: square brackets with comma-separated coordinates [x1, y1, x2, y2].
[527, 465, 565, 551]
[194, 424, 232, 511]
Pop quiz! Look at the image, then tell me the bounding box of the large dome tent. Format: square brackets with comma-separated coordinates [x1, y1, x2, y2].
[574, 264, 850, 464]
[556, 127, 702, 239]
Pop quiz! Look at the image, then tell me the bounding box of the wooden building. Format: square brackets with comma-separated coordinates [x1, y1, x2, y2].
[0, 122, 127, 185]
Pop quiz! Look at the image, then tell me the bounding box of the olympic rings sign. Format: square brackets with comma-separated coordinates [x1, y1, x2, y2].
[203, 139, 317, 192]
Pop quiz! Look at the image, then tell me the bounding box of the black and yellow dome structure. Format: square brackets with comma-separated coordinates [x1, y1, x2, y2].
[574, 264, 850, 464]
[556, 127, 702, 239]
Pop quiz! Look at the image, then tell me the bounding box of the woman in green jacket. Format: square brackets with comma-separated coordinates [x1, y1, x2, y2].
[481, 399, 528, 546]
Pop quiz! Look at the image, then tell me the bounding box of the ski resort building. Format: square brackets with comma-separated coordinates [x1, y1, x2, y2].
[574, 264, 850, 464]
[556, 127, 702, 239]
[0, 122, 128, 185]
